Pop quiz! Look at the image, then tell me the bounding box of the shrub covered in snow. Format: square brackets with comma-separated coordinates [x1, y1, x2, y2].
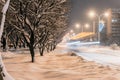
[110, 44, 120, 50]
[67, 52, 77, 56]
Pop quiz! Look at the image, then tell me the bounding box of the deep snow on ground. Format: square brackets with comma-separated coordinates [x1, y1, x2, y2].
[0, 51, 15, 80]
[2, 50, 120, 80]
[1, 42, 120, 80]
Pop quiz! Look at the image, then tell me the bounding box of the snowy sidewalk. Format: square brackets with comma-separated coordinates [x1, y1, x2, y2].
[3, 51, 120, 80]
[0, 51, 15, 80]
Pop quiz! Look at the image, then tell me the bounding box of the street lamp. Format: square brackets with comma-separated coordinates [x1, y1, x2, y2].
[84, 23, 90, 32]
[85, 23, 90, 29]
[75, 23, 80, 28]
[104, 12, 109, 17]
[70, 30, 73, 33]
[75, 23, 84, 32]
[89, 10, 96, 18]
[88, 10, 109, 42]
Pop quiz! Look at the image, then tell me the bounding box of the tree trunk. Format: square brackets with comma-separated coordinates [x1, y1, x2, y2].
[15, 36, 19, 49]
[29, 45, 35, 62]
[0, 0, 10, 45]
[40, 47, 44, 56]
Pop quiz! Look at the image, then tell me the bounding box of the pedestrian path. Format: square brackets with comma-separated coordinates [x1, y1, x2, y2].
[0, 52, 14, 80]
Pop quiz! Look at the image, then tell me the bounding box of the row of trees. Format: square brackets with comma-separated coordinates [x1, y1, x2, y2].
[0, 0, 70, 62]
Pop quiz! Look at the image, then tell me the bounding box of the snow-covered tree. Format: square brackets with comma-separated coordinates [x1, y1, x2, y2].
[0, 0, 10, 40]
[6, 0, 70, 62]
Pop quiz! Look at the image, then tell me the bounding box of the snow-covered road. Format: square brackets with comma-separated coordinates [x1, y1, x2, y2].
[58, 42, 120, 68]
[76, 50, 120, 68]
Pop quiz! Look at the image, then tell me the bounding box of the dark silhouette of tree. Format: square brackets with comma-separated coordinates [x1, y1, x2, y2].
[1, 35, 6, 51]
[5, 0, 70, 62]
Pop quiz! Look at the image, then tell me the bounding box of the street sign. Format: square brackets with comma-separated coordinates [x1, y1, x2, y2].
[99, 23, 104, 32]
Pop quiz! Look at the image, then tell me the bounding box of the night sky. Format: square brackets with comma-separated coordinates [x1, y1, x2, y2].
[70, 0, 120, 26]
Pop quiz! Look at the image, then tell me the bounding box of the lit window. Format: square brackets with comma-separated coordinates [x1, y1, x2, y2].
[112, 19, 117, 23]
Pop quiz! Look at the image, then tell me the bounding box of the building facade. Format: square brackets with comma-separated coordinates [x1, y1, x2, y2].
[106, 9, 120, 45]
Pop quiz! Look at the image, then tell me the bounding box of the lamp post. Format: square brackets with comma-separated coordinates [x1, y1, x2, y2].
[98, 16, 101, 42]
[88, 10, 109, 42]
[75, 23, 84, 32]
[93, 21, 95, 33]
[89, 10, 96, 33]
[97, 13, 109, 42]
[75, 23, 80, 33]
[84, 23, 90, 32]
[75, 23, 80, 28]
[70, 30, 73, 33]
[75, 23, 91, 33]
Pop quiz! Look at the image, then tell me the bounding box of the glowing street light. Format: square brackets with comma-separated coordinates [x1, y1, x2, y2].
[88, 10, 109, 18]
[75, 23, 80, 28]
[70, 30, 73, 33]
[88, 10, 110, 42]
[89, 10, 96, 18]
[104, 12, 109, 17]
[85, 23, 90, 29]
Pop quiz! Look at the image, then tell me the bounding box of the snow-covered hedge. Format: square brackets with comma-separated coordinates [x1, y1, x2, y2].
[110, 44, 120, 50]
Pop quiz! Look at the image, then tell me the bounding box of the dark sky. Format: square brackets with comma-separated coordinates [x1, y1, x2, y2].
[70, 0, 120, 26]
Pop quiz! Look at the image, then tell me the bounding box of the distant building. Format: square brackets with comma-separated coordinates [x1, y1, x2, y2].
[105, 9, 120, 45]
